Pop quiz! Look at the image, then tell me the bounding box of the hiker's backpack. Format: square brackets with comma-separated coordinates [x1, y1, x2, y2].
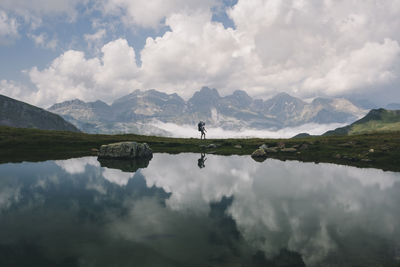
[198, 122, 202, 131]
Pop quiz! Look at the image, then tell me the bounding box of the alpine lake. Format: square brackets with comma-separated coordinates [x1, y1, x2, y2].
[1, 152, 400, 267]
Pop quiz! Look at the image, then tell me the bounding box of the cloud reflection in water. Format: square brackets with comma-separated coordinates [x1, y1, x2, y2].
[1, 154, 400, 266]
[142, 153, 400, 265]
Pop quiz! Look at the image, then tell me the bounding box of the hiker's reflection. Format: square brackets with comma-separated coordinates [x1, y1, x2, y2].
[197, 153, 207, 169]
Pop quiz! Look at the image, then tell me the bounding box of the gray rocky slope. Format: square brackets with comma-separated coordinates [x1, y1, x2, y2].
[0, 94, 80, 132]
[48, 87, 366, 135]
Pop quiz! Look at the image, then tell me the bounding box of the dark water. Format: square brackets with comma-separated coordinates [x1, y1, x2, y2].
[1, 153, 400, 267]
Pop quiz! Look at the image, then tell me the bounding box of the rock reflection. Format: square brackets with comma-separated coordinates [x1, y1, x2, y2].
[97, 157, 152, 186]
[98, 157, 151, 173]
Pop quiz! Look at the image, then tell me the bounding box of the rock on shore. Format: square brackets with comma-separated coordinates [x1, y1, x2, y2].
[251, 149, 267, 158]
[98, 142, 153, 159]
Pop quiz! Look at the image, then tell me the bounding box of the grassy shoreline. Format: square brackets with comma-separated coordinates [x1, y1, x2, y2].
[1, 126, 400, 172]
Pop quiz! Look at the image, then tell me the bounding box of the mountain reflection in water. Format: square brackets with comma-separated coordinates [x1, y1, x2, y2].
[0, 153, 400, 267]
[98, 157, 152, 173]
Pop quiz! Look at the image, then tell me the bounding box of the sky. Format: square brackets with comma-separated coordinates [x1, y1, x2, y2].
[0, 0, 400, 108]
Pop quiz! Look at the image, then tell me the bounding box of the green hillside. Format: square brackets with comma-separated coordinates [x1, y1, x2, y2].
[0, 94, 80, 132]
[324, 108, 400, 136]
[1, 125, 400, 172]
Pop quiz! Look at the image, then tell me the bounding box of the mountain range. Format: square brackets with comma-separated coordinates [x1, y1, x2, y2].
[48, 87, 367, 135]
[0, 94, 79, 132]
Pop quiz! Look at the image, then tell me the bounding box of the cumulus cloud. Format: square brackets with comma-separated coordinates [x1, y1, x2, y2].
[28, 38, 141, 107]
[5, 0, 400, 107]
[228, 0, 400, 97]
[139, 12, 244, 98]
[304, 39, 400, 95]
[137, 0, 400, 99]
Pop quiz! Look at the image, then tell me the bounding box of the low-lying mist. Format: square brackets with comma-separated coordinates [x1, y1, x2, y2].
[149, 121, 347, 139]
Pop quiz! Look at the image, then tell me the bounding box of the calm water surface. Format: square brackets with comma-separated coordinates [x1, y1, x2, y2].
[1, 153, 400, 267]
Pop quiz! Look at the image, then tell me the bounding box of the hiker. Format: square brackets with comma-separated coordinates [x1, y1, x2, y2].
[197, 153, 207, 168]
[198, 121, 206, 139]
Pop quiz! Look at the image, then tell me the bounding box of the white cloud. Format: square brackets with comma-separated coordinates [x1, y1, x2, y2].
[304, 38, 400, 95]
[0, 80, 22, 97]
[28, 38, 141, 107]
[140, 12, 243, 98]
[8, 0, 400, 107]
[0, 0, 87, 22]
[134, 0, 400, 99]
[101, 168, 134, 186]
[0, 10, 19, 44]
[55, 157, 100, 174]
[0, 80, 35, 103]
[84, 28, 107, 52]
[100, 0, 217, 28]
[226, 0, 400, 98]
[28, 32, 58, 50]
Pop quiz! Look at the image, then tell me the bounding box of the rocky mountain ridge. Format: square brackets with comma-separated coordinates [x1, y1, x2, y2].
[48, 87, 367, 135]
